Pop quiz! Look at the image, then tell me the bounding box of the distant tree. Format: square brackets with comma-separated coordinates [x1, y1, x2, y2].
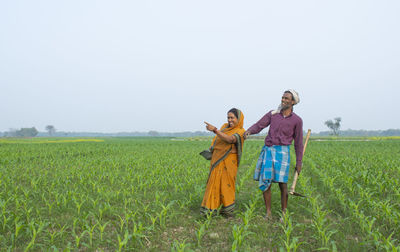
[45, 125, 56, 136]
[382, 129, 400, 136]
[148, 130, 159, 137]
[325, 117, 341, 136]
[4, 128, 18, 137]
[16, 127, 39, 137]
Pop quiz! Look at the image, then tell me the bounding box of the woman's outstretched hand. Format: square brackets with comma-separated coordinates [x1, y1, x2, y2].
[204, 122, 217, 132]
[243, 130, 251, 139]
[205, 121, 236, 143]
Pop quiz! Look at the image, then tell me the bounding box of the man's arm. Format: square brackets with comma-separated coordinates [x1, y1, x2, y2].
[244, 111, 272, 139]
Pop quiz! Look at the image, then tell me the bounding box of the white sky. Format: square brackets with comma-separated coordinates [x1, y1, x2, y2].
[1, 0, 399, 133]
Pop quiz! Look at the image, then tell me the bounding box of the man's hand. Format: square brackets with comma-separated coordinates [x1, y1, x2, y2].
[295, 164, 302, 174]
[243, 130, 251, 139]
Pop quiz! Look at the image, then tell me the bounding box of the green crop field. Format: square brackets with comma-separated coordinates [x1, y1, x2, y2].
[0, 137, 399, 251]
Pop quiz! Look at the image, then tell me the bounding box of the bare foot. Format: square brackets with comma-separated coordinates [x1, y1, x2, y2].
[264, 212, 272, 221]
[280, 211, 286, 223]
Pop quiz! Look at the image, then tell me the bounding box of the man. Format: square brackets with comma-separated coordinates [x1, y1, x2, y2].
[244, 89, 303, 219]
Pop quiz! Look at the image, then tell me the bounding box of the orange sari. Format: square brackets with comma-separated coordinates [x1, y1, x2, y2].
[201, 110, 245, 216]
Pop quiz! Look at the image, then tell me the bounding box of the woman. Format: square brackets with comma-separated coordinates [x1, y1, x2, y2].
[201, 108, 245, 217]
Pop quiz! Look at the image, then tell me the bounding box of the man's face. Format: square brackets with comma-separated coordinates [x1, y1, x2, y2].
[281, 92, 294, 110]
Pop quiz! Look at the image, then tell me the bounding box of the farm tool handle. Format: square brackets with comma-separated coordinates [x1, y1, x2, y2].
[289, 129, 311, 195]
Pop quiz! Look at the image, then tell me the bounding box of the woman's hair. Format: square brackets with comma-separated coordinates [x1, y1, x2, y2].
[228, 108, 239, 119]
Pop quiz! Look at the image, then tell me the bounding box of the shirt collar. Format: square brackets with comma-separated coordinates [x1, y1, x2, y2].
[280, 110, 293, 118]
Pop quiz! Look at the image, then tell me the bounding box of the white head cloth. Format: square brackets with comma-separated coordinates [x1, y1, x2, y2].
[272, 89, 300, 115]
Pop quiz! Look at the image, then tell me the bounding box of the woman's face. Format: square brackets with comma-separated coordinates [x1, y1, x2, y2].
[227, 112, 238, 128]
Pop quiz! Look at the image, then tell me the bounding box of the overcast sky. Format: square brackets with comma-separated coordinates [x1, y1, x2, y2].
[1, 0, 399, 133]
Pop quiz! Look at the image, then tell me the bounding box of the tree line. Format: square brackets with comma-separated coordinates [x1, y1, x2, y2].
[313, 129, 400, 137]
[2, 125, 56, 137]
[1, 129, 400, 138]
[1, 122, 400, 137]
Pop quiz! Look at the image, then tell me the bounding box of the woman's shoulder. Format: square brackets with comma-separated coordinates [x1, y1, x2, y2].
[235, 128, 246, 135]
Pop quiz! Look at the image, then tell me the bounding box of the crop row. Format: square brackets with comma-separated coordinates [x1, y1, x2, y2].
[0, 138, 398, 250]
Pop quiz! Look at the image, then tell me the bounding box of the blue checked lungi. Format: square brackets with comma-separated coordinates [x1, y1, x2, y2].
[253, 145, 290, 192]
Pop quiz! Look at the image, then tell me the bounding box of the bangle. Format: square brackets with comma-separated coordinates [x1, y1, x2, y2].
[213, 128, 218, 133]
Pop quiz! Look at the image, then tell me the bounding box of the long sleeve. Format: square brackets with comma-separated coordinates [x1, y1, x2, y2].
[247, 111, 272, 134]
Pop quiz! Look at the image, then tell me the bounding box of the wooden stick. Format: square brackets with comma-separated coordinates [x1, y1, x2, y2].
[289, 129, 311, 194]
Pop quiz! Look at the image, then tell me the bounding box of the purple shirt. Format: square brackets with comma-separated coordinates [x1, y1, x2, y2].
[248, 110, 304, 166]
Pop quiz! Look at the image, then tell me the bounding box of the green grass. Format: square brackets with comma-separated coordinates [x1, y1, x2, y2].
[0, 137, 399, 251]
